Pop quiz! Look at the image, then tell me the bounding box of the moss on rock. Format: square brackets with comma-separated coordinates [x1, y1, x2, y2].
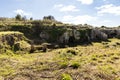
[0, 31, 31, 54]
[13, 41, 31, 52]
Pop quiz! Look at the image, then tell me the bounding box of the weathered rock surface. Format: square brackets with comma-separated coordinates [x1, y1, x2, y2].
[1, 27, 120, 53]
[0, 31, 31, 53]
[14, 40, 31, 52]
[91, 29, 108, 41]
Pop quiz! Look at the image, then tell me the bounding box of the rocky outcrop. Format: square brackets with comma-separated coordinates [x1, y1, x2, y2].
[14, 41, 31, 52]
[91, 29, 108, 41]
[39, 31, 50, 41]
[59, 31, 69, 44]
[0, 31, 31, 53]
[59, 29, 80, 44]
[116, 30, 120, 38]
[1, 27, 120, 53]
[0, 32, 24, 48]
[37, 28, 109, 44]
[100, 29, 120, 38]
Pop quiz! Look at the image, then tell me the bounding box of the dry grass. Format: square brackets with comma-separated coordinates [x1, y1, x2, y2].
[0, 31, 23, 35]
[0, 38, 120, 80]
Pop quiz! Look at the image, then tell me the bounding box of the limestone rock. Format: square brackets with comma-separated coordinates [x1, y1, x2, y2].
[13, 41, 31, 52]
[91, 29, 108, 41]
[0, 31, 31, 53]
[39, 31, 49, 40]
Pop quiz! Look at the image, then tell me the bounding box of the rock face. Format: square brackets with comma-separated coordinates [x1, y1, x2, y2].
[39, 31, 49, 41]
[91, 29, 108, 41]
[73, 30, 80, 40]
[59, 29, 80, 44]
[0, 32, 24, 48]
[36, 28, 110, 44]
[59, 31, 69, 44]
[116, 30, 120, 38]
[100, 29, 120, 38]
[0, 31, 31, 53]
[1, 27, 120, 53]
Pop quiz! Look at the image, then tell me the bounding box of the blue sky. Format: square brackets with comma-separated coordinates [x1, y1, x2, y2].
[1, 0, 120, 27]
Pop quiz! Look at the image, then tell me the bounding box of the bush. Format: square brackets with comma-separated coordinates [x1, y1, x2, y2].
[59, 61, 68, 69]
[61, 73, 73, 80]
[70, 62, 80, 69]
[15, 14, 22, 21]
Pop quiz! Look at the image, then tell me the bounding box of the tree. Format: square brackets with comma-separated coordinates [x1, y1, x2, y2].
[22, 16, 27, 21]
[30, 17, 33, 20]
[43, 15, 55, 21]
[15, 14, 22, 21]
[101, 25, 106, 28]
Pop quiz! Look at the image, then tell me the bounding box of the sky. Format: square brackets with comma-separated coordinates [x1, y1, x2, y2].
[0, 0, 120, 27]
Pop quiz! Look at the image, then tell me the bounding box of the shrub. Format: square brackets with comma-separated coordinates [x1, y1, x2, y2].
[70, 62, 80, 69]
[61, 73, 73, 80]
[59, 61, 68, 69]
[15, 14, 22, 21]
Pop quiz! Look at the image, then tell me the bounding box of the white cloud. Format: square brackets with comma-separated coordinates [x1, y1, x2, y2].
[61, 15, 96, 24]
[54, 4, 63, 8]
[102, 20, 111, 23]
[54, 4, 79, 12]
[77, 0, 93, 5]
[14, 9, 32, 16]
[96, 4, 120, 16]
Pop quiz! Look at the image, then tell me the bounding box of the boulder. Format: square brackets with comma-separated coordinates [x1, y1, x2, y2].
[13, 41, 31, 52]
[91, 29, 108, 41]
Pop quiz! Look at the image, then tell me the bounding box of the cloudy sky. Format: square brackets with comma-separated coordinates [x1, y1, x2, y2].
[1, 0, 120, 27]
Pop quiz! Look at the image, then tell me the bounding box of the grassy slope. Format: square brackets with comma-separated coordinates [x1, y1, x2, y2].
[0, 38, 120, 80]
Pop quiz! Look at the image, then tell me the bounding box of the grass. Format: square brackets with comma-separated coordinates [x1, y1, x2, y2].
[0, 38, 120, 79]
[0, 31, 23, 35]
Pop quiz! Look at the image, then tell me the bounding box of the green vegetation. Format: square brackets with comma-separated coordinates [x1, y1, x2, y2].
[61, 74, 73, 80]
[47, 28, 66, 42]
[0, 31, 30, 54]
[15, 14, 22, 21]
[70, 61, 80, 69]
[0, 38, 119, 79]
[13, 40, 31, 53]
[0, 15, 120, 79]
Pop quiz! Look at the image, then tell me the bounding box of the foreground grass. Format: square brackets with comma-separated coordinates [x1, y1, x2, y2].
[0, 38, 120, 80]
